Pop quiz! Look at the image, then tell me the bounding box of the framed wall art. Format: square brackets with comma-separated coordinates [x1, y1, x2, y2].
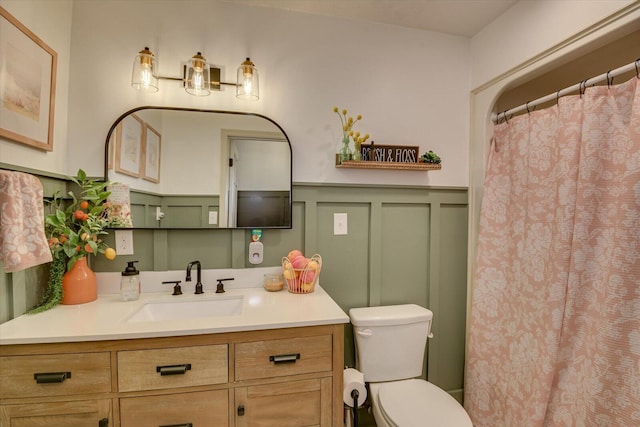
[142, 123, 161, 183]
[115, 114, 143, 177]
[0, 6, 58, 151]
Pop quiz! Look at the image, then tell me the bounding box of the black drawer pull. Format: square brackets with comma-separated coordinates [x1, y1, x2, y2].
[34, 372, 71, 383]
[156, 364, 192, 376]
[269, 353, 300, 364]
[99, 418, 109, 427]
[159, 424, 192, 427]
[237, 405, 245, 416]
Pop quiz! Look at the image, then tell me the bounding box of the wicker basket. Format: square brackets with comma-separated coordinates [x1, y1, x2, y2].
[282, 254, 322, 294]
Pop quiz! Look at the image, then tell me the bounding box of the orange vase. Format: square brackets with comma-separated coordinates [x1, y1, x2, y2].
[61, 257, 97, 305]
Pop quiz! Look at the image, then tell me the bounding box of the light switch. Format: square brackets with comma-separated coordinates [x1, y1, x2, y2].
[334, 213, 348, 235]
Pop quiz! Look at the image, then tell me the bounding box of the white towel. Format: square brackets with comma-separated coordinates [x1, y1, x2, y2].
[0, 170, 53, 272]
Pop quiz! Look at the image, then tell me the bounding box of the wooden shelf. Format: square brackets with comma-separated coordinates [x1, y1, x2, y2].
[335, 160, 442, 171]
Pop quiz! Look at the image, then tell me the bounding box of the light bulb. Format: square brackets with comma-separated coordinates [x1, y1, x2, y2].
[140, 67, 153, 88]
[193, 70, 203, 90]
[242, 78, 253, 96]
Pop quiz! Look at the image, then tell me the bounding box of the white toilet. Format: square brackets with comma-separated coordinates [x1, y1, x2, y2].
[350, 304, 472, 427]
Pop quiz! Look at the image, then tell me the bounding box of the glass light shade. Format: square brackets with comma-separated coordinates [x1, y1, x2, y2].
[185, 52, 210, 96]
[236, 57, 259, 100]
[131, 47, 159, 92]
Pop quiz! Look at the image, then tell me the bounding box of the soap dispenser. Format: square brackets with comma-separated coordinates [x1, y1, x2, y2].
[121, 260, 140, 301]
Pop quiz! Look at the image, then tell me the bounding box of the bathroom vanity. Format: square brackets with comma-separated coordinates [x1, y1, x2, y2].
[0, 286, 348, 426]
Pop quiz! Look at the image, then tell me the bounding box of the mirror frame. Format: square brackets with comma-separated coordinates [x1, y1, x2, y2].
[104, 106, 293, 229]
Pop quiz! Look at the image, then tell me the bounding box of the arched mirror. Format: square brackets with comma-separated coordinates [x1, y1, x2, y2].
[104, 107, 292, 229]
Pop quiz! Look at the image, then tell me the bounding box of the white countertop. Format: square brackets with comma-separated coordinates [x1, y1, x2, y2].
[0, 285, 349, 345]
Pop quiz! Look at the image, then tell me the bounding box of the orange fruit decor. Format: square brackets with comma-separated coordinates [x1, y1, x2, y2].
[282, 253, 322, 294]
[104, 247, 117, 260]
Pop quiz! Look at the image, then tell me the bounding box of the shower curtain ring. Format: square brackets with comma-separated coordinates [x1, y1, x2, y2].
[525, 101, 536, 114]
[606, 70, 614, 88]
[579, 80, 587, 98]
[556, 90, 561, 104]
[635, 59, 639, 79]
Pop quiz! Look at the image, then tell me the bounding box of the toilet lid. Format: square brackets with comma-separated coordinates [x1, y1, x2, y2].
[378, 379, 472, 427]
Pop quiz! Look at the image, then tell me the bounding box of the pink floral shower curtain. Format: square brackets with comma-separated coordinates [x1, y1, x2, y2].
[465, 77, 640, 427]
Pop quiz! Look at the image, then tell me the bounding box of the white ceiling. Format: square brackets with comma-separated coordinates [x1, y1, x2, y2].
[231, 0, 518, 37]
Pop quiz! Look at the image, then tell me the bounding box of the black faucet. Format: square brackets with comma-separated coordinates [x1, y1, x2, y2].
[216, 278, 234, 293]
[162, 280, 182, 296]
[186, 260, 204, 294]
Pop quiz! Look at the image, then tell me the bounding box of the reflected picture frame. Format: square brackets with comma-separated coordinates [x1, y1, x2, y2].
[0, 6, 57, 151]
[115, 114, 143, 177]
[107, 131, 115, 169]
[142, 123, 161, 183]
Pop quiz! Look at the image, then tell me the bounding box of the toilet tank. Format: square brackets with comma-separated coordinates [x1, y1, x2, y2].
[350, 304, 433, 382]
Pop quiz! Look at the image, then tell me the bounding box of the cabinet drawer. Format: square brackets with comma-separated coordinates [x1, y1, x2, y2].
[120, 389, 228, 427]
[0, 352, 111, 399]
[235, 335, 332, 381]
[0, 399, 111, 426]
[235, 378, 332, 427]
[118, 344, 228, 392]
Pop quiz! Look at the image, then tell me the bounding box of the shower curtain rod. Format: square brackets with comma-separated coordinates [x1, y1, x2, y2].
[492, 58, 640, 124]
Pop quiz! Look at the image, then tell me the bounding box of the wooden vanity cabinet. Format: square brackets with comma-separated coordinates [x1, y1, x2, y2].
[0, 324, 344, 427]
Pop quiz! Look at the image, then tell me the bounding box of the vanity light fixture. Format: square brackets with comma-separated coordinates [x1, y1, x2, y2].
[236, 57, 259, 100]
[131, 47, 260, 100]
[185, 52, 210, 96]
[131, 47, 159, 93]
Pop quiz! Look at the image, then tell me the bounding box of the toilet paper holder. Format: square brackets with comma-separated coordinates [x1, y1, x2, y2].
[343, 367, 367, 427]
[350, 389, 360, 426]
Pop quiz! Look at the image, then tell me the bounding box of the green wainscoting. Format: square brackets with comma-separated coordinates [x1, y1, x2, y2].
[1, 179, 468, 400]
[129, 192, 221, 228]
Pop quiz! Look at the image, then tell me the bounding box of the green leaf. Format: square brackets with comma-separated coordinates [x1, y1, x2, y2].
[67, 257, 78, 271]
[63, 244, 77, 258]
[87, 240, 98, 254]
[68, 230, 79, 244]
[67, 191, 78, 204]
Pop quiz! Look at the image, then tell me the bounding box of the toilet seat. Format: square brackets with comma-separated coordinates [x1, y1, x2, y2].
[377, 379, 472, 427]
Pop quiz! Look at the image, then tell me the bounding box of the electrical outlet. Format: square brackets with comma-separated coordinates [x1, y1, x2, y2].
[208, 211, 218, 225]
[115, 230, 134, 255]
[334, 213, 348, 235]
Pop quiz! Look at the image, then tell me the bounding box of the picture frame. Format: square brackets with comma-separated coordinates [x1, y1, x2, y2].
[107, 131, 115, 169]
[142, 123, 161, 183]
[115, 114, 143, 177]
[0, 6, 57, 151]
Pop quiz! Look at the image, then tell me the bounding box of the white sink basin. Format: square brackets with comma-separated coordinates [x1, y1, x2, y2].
[125, 296, 243, 323]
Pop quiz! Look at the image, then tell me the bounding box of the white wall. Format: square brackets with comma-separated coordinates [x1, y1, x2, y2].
[63, 0, 470, 188]
[0, 0, 72, 175]
[6, 1, 631, 190]
[470, 0, 635, 89]
[111, 110, 278, 195]
[234, 138, 290, 191]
